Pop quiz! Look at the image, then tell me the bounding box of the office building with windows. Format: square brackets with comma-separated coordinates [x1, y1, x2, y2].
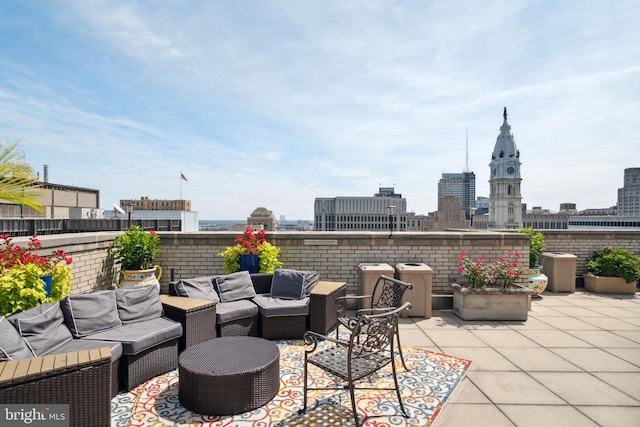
[314, 187, 407, 231]
[617, 167, 640, 216]
[437, 172, 476, 219]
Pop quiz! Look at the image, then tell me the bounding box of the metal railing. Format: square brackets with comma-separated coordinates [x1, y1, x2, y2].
[0, 219, 182, 236]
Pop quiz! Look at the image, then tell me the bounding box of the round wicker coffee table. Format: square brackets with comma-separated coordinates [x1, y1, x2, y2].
[178, 336, 280, 415]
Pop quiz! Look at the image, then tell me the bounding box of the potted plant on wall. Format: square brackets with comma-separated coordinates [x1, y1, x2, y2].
[517, 227, 545, 272]
[111, 225, 162, 288]
[584, 246, 640, 295]
[219, 227, 282, 274]
[0, 234, 73, 316]
[517, 227, 548, 295]
[451, 250, 533, 321]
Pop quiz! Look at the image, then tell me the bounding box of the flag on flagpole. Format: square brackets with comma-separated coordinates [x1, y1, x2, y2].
[181, 173, 188, 181]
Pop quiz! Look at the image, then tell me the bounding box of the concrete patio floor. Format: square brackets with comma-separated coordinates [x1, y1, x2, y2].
[397, 289, 640, 427]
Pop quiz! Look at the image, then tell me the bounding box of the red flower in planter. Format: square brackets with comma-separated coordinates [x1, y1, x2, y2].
[234, 227, 266, 254]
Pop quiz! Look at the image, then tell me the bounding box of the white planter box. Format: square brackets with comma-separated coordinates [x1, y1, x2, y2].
[451, 283, 534, 321]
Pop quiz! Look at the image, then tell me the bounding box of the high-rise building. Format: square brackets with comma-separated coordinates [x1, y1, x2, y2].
[427, 196, 468, 231]
[437, 172, 476, 218]
[247, 207, 277, 231]
[488, 107, 523, 229]
[314, 187, 407, 231]
[617, 167, 640, 216]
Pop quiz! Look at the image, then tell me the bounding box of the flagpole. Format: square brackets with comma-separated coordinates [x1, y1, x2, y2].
[180, 175, 182, 200]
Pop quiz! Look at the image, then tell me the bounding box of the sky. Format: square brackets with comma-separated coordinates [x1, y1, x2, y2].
[1, 1, 639, 220]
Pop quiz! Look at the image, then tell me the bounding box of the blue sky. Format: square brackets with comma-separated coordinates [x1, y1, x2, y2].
[1, 1, 639, 220]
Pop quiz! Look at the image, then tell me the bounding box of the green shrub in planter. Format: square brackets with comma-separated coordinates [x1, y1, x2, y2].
[585, 246, 640, 284]
[218, 227, 283, 274]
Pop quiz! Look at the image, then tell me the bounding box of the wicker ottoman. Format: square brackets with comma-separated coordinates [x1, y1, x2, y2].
[178, 336, 280, 415]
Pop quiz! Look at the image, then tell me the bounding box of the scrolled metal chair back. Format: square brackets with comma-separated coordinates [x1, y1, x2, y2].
[349, 302, 410, 359]
[371, 276, 412, 310]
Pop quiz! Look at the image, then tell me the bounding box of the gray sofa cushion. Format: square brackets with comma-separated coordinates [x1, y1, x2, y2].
[252, 294, 310, 317]
[60, 290, 122, 338]
[271, 269, 319, 299]
[174, 277, 219, 301]
[7, 302, 73, 356]
[0, 316, 34, 361]
[214, 271, 256, 302]
[53, 339, 123, 361]
[82, 317, 182, 355]
[115, 284, 163, 324]
[215, 300, 259, 324]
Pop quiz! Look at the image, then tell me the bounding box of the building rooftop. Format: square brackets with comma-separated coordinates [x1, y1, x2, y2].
[402, 290, 640, 426]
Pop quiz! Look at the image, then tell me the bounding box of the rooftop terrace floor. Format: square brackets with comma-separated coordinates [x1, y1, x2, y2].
[404, 290, 640, 427]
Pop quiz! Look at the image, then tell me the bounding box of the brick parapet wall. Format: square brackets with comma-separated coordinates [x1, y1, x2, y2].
[11, 230, 640, 296]
[540, 230, 640, 276]
[154, 231, 531, 295]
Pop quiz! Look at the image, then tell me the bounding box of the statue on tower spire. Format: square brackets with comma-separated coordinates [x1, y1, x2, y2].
[503, 107, 507, 121]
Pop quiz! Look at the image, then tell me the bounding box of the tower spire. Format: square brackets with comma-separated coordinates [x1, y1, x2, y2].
[464, 129, 469, 173]
[503, 107, 507, 121]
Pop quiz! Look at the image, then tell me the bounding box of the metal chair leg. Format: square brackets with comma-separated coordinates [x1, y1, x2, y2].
[348, 379, 360, 427]
[391, 348, 409, 418]
[395, 324, 410, 371]
[299, 355, 309, 414]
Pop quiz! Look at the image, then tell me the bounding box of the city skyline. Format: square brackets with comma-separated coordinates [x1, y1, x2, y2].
[1, 2, 639, 220]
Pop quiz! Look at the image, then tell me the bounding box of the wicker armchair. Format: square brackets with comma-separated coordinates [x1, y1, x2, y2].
[0, 347, 112, 427]
[336, 275, 413, 370]
[300, 302, 411, 427]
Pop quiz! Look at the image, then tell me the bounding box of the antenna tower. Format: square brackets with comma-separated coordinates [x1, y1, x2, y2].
[464, 129, 470, 173]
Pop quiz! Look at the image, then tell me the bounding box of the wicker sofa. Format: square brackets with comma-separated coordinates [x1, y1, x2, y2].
[169, 271, 322, 340]
[0, 284, 183, 398]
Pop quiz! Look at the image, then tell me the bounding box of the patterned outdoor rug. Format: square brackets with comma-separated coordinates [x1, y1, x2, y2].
[111, 340, 471, 426]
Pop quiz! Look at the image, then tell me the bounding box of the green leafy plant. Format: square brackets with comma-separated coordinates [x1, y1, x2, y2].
[517, 227, 545, 267]
[585, 246, 640, 284]
[457, 251, 526, 289]
[0, 139, 44, 213]
[0, 234, 73, 316]
[218, 227, 283, 274]
[111, 226, 160, 270]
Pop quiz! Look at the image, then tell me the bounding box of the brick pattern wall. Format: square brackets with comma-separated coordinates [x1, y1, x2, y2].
[16, 230, 640, 296]
[540, 230, 640, 276]
[153, 231, 532, 295]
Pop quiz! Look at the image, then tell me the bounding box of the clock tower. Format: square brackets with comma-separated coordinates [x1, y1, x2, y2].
[488, 107, 522, 229]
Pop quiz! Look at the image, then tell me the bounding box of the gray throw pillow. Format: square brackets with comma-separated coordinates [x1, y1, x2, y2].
[302, 271, 320, 296]
[0, 316, 34, 361]
[214, 271, 256, 303]
[60, 290, 122, 338]
[271, 269, 319, 300]
[7, 302, 73, 356]
[175, 277, 220, 302]
[115, 284, 163, 324]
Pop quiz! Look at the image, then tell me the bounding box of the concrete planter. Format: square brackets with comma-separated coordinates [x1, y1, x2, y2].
[451, 283, 534, 321]
[583, 275, 637, 295]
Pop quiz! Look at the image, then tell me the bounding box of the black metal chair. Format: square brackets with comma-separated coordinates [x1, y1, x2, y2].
[335, 275, 413, 370]
[300, 302, 412, 426]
